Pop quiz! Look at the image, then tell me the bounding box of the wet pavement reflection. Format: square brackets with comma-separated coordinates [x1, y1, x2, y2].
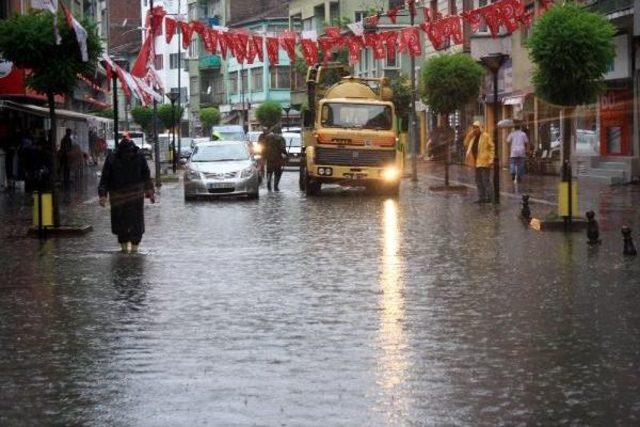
[1, 171, 639, 425]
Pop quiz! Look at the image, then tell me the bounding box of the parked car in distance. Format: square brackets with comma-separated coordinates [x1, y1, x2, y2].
[177, 137, 193, 159]
[211, 125, 246, 142]
[282, 132, 302, 167]
[183, 141, 260, 200]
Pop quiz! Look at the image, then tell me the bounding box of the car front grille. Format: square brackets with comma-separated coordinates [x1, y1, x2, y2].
[315, 147, 396, 167]
[208, 188, 235, 194]
[204, 171, 238, 179]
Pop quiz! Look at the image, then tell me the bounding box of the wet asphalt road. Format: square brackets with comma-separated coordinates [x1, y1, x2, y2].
[1, 170, 639, 425]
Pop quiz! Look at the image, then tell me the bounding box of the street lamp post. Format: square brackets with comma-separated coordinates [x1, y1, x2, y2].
[166, 91, 180, 173]
[177, 0, 183, 171]
[480, 53, 507, 204]
[283, 106, 291, 131]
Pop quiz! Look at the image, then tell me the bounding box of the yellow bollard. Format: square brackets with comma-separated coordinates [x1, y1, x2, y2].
[557, 182, 578, 217]
[32, 192, 53, 227]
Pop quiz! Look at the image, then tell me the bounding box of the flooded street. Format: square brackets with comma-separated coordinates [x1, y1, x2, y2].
[1, 171, 639, 425]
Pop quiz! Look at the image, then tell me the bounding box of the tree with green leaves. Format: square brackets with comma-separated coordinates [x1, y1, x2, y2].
[390, 74, 411, 132]
[92, 108, 114, 120]
[527, 3, 615, 169]
[255, 101, 282, 129]
[157, 103, 185, 131]
[131, 106, 154, 134]
[199, 107, 221, 136]
[420, 53, 484, 186]
[0, 10, 102, 226]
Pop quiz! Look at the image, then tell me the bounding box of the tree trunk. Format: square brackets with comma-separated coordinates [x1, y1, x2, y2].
[47, 92, 60, 228]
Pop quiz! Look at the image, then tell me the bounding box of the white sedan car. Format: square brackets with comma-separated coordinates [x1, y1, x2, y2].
[183, 141, 260, 200]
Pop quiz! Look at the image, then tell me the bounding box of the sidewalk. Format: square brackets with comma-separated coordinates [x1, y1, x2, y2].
[418, 160, 640, 230]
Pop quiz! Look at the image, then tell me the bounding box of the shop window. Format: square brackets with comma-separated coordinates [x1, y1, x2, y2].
[251, 68, 263, 92]
[169, 53, 185, 69]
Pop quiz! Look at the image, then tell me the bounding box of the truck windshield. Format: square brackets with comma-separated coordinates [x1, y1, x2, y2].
[321, 103, 392, 130]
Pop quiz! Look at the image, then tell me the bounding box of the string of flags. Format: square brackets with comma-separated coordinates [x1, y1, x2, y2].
[131, 0, 549, 75]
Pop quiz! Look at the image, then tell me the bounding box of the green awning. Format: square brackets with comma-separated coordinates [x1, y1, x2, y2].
[199, 55, 221, 70]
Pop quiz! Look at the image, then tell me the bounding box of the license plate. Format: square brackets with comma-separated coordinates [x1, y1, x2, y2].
[207, 182, 233, 189]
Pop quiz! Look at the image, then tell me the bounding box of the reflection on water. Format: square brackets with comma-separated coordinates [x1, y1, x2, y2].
[377, 199, 408, 409]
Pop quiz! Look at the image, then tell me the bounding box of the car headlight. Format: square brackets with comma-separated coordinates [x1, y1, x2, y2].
[381, 167, 400, 181]
[241, 166, 255, 178]
[185, 170, 200, 180]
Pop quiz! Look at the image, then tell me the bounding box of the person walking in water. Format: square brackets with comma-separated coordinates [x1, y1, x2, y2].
[98, 132, 155, 253]
[263, 125, 287, 192]
[464, 121, 495, 203]
[506, 123, 529, 183]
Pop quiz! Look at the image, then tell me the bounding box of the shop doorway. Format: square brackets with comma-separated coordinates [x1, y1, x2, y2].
[599, 88, 632, 156]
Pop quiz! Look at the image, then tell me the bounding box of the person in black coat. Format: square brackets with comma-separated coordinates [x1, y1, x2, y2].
[98, 135, 155, 253]
[263, 126, 288, 192]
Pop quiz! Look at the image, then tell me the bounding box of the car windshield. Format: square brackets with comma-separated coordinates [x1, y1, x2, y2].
[217, 132, 246, 141]
[321, 103, 392, 130]
[191, 144, 249, 162]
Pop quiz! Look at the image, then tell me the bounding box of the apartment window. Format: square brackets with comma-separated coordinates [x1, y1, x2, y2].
[169, 53, 185, 69]
[303, 18, 313, 31]
[213, 75, 224, 96]
[251, 68, 263, 92]
[270, 66, 290, 89]
[190, 39, 199, 57]
[449, 0, 457, 15]
[154, 54, 164, 70]
[241, 70, 248, 93]
[385, 50, 400, 69]
[169, 87, 188, 104]
[229, 72, 238, 94]
[389, 0, 404, 8]
[477, 0, 489, 33]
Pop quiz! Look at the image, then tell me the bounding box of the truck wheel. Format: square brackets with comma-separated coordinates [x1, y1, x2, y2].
[306, 180, 321, 196]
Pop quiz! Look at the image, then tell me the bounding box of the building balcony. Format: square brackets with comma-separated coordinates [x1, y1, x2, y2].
[199, 55, 222, 70]
[200, 92, 226, 106]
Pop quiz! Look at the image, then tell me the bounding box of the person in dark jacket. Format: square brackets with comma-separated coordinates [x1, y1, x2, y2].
[98, 134, 155, 253]
[59, 128, 73, 186]
[263, 126, 287, 192]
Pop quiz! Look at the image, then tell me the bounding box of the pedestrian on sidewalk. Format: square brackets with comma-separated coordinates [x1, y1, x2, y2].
[98, 133, 155, 253]
[263, 125, 287, 192]
[506, 124, 529, 183]
[59, 128, 73, 186]
[464, 121, 495, 203]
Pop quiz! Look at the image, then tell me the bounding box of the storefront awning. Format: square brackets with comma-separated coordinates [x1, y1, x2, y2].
[0, 100, 112, 124]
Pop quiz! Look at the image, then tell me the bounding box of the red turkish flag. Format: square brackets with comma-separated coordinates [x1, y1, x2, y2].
[234, 32, 249, 63]
[246, 35, 257, 64]
[480, 3, 502, 37]
[318, 37, 335, 64]
[149, 6, 165, 36]
[300, 38, 318, 66]
[387, 5, 401, 24]
[325, 27, 341, 38]
[365, 33, 385, 60]
[202, 29, 217, 54]
[217, 31, 228, 59]
[165, 17, 177, 44]
[131, 32, 153, 77]
[190, 21, 206, 37]
[266, 37, 279, 64]
[399, 27, 421, 57]
[279, 30, 297, 62]
[253, 35, 264, 62]
[345, 35, 364, 64]
[180, 21, 193, 50]
[223, 32, 236, 57]
[383, 31, 398, 61]
[461, 10, 483, 33]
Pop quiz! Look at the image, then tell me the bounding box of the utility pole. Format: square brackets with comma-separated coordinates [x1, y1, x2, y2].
[410, 8, 418, 182]
[177, 0, 182, 166]
[150, 0, 161, 187]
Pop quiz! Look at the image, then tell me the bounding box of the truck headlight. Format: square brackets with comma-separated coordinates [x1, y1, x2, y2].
[381, 167, 399, 181]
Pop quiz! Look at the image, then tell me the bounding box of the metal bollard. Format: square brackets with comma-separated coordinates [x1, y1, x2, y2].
[586, 211, 601, 245]
[622, 226, 637, 256]
[521, 194, 531, 220]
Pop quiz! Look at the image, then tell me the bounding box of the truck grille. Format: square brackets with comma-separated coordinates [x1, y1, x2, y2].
[315, 147, 396, 167]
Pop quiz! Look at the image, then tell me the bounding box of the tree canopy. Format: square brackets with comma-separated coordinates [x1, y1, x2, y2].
[420, 53, 484, 115]
[527, 3, 615, 107]
[0, 10, 102, 96]
[199, 107, 221, 131]
[158, 103, 184, 130]
[390, 74, 411, 132]
[131, 106, 154, 134]
[255, 101, 282, 128]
